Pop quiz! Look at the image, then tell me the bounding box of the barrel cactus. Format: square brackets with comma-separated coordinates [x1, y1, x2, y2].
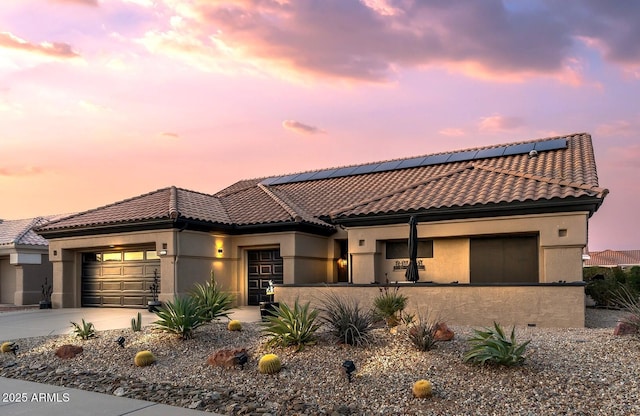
[412, 379, 433, 398]
[258, 353, 281, 374]
[227, 320, 242, 331]
[134, 350, 156, 367]
[1, 342, 13, 353]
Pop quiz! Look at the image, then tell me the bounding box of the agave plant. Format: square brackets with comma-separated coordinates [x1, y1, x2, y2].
[154, 296, 206, 340]
[189, 271, 234, 322]
[261, 299, 321, 351]
[463, 322, 530, 366]
[318, 292, 374, 347]
[373, 281, 408, 327]
[70, 319, 96, 340]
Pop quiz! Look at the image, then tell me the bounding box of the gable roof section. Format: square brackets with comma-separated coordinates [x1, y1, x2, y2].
[36, 133, 608, 237]
[585, 250, 640, 267]
[0, 216, 61, 247]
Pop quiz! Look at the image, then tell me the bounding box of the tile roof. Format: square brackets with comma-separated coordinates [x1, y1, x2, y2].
[37, 133, 608, 235]
[0, 216, 61, 247]
[585, 250, 640, 267]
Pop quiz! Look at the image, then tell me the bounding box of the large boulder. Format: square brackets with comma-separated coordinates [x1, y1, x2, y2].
[613, 319, 639, 336]
[55, 344, 83, 359]
[434, 322, 454, 341]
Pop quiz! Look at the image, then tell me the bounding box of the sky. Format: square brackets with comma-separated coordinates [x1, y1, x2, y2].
[0, 0, 638, 251]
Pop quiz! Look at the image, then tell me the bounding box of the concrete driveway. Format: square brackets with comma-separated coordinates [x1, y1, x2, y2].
[0, 307, 260, 339]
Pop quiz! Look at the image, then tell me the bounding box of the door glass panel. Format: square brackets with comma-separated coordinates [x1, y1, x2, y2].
[102, 252, 122, 262]
[124, 251, 144, 261]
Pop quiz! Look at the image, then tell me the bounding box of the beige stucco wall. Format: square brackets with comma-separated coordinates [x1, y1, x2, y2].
[0, 257, 14, 304]
[0, 249, 52, 305]
[275, 284, 585, 328]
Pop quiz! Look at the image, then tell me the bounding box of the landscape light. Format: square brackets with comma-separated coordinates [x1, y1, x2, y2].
[116, 336, 125, 348]
[342, 360, 356, 382]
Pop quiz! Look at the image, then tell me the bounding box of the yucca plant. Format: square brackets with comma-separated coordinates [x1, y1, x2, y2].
[407, 312, 440, 352]
[613, 285, 640, 334]
[463, 322, 530, 366]
[154, 296, 206, 340]
[261, 299, 321, 351]
[190, 271, 234, 322]
[70, 319, 96, 340]
[373, 282, 408, 327]
[318, 293, 374, 347]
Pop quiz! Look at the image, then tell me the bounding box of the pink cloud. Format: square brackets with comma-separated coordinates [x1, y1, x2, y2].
[282, 120, 325, 135]
[51, 0, 99, 6]
[0, 31, 79, 58]
[439, 128, 465, 137]
[478, 115, 525, 132]
[0, 166, 44, 177]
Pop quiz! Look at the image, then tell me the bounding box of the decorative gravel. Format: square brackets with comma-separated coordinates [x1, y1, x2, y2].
[1, 308, 639, 415]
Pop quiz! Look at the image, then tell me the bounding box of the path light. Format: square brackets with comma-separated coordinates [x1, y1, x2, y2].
[342, 360, 356, 382]
[9, 342, 19, 355]
[116, 336, 125, 348]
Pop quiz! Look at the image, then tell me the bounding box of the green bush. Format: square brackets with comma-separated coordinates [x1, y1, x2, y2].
[463, 322, 530, 366]
[261, 299, 321, 351]
[373, 282, 408, 326]
[407, 311, 440, 352]
[70, 319, 96, 340]
[613, 286, 640, 335]
[318, 293, 374, 347]
[154, 296, 206, 340]
[190, 271, 234, 322]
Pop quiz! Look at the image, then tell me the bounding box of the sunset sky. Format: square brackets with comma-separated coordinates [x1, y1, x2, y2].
[1, 0, 638, 251]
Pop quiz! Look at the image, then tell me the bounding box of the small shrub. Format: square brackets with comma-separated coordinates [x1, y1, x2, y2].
[190, 271, 234, 322]
[134, 350, 156, 367]
[373, 281, 408, 326]
[412, 379, 433, 398]
[258, 353, 281, 374]
[70, 319, 96, 340]
[318, 293, 374, 347]
[261, 299, 321, 351]
[154, 296, 206, 340]
[227, 320, 242, 331]
[463, 322, 530, 366]
[613, 285, 640, 334]
[407, 312, 440, 351]
[131, 312, 142, 332]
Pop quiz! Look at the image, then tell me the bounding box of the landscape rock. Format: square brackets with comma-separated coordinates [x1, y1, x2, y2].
[54, 345, 83, 359]
[434, 322, 455, 341]
[207, 347, 249, 368]
[613, 320, 638, 336]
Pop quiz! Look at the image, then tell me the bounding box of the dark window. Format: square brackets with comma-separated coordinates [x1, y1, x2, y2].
[470, 235, 538, 284]
[386, 240, 433, 259]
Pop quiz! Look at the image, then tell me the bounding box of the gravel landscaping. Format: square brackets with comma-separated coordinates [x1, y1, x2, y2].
[1, 308, 639, 415]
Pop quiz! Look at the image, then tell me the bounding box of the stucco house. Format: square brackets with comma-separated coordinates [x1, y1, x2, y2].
[584, 250, 640, 269]
[36, 133, 608, 327]
[0, 217, 55, 305]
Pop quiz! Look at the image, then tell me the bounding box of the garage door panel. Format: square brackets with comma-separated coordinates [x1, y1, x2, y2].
[82, 248, 159, 308]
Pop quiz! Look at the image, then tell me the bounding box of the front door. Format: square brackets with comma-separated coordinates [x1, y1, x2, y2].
[247, 248, 283, 305]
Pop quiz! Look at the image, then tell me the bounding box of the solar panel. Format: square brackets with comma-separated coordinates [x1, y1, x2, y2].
[351, 163, 380, 175]
[289, 171, 318, 182]
[534, 138, 567, 151]
[373, 160, 402, 172]
[474, 147, 505, 159]
[269, 174, 300, 185]
[308, 168, 338, 181]
[396, 156, 426, 169]
[328, 166, 358, 178]
[260, 177, 278, 185]
[503, 142, 535, 156]
[420, 153, 452, 166]
[446, 150, 478, 163]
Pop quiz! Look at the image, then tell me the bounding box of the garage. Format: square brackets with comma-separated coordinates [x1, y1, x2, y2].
[82, 247, 160, 308]
[247, 248, 283, 305]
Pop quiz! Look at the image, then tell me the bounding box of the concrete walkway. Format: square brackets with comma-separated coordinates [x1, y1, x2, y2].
[0, 306, 261, 415]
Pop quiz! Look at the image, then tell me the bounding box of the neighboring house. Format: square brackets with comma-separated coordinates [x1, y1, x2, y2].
[584, 250, 640, 269]
[0, 217, 54, 305]
[36, 133, 608, 327]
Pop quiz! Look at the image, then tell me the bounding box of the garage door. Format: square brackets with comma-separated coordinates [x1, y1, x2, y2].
[247, 248, 283, 305]
[82, 248, 160, 308]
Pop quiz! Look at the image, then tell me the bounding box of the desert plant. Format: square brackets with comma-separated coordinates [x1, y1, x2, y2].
[1, 342, 13, 353]
[613, 285, 640, 334]
[463, 322, 530, 366]
[374, 281, 408, 326]
[258, 353, 281, 374]
[154, 296, 206, 340]
[190, 270, 234, 322]
[134, 350, 156, 367]
[261, 299, 321, 351]
[227, 320, 242, 331]
[70, 319, 96, 340]
[412, 379, 433, 398]
[131, 312, 142, 332]
[407, 312, 441, 351]
[318, 293, 374, 347]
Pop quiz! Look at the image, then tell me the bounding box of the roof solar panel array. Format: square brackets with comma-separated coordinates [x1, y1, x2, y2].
[260, 138, 568, 186]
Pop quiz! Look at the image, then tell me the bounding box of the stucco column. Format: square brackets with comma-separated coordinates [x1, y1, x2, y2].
[51, 249, 76, 308]
[12, 265, 25, 306]
[350, 252, 378, 284]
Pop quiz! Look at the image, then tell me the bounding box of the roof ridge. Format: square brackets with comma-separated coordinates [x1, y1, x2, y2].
[473, 164, 609, 197]
[329, 164, 474, 218]
[12, 217, 43, 244]
[257, 183, 300, 221]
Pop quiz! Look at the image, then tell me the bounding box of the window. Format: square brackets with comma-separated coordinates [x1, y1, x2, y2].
[470, 235, 538, 283]
[102, 252, 122, 262]
[124, 251, 144, 261]
[386, 240, 433, 259]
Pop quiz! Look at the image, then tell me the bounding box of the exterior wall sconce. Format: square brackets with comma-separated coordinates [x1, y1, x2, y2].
[158, 250, 168, 256]
[217, 248, 223, 255]
[337, 258, 348, 268]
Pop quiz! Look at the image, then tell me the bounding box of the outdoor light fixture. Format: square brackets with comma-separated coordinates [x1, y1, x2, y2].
[342, 360, 356, 382]
[116, 336, 125, 348]
[234, 351, 249, 369]
[158, 250, 168, 256]
[217, 248, 223, 255]
[7, 342, 18, 355]
[337, 258, 347, 268]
